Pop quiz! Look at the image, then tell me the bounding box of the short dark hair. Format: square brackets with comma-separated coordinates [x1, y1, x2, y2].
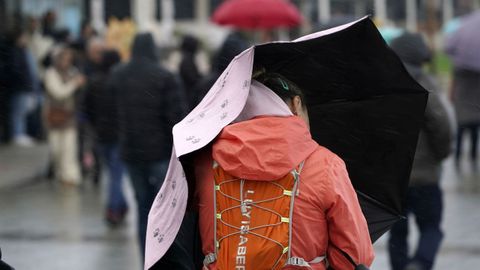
[254, 71, 306, 108]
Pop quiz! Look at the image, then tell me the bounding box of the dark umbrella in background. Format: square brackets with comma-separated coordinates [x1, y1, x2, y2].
[211, 0, 302, 29]
[254, 17, 428, 243]
[445, 10, 480, 72]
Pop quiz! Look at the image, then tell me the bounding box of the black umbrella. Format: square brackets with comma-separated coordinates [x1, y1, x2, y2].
[254, 17, 428, 243]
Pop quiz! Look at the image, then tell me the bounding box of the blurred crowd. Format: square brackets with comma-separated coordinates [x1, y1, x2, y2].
[0, 9, 249, 264]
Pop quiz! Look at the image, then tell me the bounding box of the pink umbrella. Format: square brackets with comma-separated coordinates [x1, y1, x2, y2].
[212, 0, 302, 29]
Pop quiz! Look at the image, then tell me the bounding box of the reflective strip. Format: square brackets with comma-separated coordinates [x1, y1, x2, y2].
[215, 185, 220, 191]
[283, 190, 292, 196]
[281, 217, 289, 223]
[216, 213, 221, 219]
[309, 256, 326, 264]
[283, 247, 289, 254]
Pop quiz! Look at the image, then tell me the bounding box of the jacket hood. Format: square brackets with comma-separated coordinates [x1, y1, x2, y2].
[212, 116, 318, 180]
[390, 32, 431, 67]
[131, 33, 157, 61]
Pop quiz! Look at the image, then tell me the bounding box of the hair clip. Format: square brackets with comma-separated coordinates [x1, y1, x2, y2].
[278, 78, 289, 91]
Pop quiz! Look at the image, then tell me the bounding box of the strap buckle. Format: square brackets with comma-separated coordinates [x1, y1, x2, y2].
[203, 253, 216, 266]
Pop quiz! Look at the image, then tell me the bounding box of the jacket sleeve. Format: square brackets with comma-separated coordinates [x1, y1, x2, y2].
[319, 155, 375, 270]
[45, 68, 78, 100]
[421, 76, 456, 161]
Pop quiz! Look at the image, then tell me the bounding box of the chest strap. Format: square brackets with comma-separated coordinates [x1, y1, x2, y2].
[285, 256, 326, 268]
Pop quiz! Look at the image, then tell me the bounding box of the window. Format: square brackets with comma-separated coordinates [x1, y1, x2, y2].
[156, 0, 195, 20]
[210, 0, 223, 14]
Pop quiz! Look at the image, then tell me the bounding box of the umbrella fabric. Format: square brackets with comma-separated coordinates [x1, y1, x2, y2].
[255, 17, 427, 242]
[144, 77, 292, 269]
[145, 16, 427, 269]
[212, 0, 302, 29]
[445, 10, 480, 72]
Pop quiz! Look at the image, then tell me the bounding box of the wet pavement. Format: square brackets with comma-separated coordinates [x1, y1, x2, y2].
[1, 143, 480, 269]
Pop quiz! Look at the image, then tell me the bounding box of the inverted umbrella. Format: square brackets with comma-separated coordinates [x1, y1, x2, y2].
[145, 17, 427, 269]
[212, 0, 302, 29]
[255, 18, 427, 242]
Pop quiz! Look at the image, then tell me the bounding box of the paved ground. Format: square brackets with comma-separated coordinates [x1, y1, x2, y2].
[0, 144, 49, 189]
[1, 143, 480, 270]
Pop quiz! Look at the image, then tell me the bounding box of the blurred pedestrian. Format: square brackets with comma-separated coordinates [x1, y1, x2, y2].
[388, 32, 455, 270]
[84, 49, 128, 226]
[6, 28, 39, 146]
[110, 33, 187, 259]
[192, 34, 248, 107]
[0, 33, 12, 143]
[25, 16, 54, 141]
[179, 35, 203, 110]
[41, 10, 57, 38]
[444, 11, 480, 170]
[44, 47, 86, 185]
[71, 21, 97, 57]
[77, 37, 106, 185]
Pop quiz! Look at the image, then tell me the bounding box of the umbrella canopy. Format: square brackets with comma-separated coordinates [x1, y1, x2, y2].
[254, 18, 427, 242]
[212, 0, 302, 29]
[145, 17, 427, 269]
[445, 10, 480, 72]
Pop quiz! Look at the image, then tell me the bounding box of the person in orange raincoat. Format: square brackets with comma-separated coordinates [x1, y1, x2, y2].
[193, 72, 374, 270]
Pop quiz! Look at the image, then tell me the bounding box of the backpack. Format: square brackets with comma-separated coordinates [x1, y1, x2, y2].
[203, 160, 323, 269]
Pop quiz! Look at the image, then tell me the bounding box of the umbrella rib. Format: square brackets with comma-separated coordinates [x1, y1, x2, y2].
[357, 190, 404, 218]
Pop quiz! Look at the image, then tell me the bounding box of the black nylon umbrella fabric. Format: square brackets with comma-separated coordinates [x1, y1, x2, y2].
[254, 17, 428, 242]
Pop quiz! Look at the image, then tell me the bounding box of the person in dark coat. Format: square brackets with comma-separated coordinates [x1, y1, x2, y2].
[110, 33, 187, 260]
[444, 11, 480, 170]
[0, 33, 12, 143]
[5, 28, 38, 146]
[84, 49, 127, 226]
[192, 34, 249, 108]
[179, 35, 202, 110]
[388, 32, 455, 270]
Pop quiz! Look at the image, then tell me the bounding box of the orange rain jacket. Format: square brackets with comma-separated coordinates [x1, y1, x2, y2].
[194, 116, 374, 270]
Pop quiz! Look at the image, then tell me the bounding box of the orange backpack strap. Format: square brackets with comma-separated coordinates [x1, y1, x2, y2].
[205, 160, 315, 269]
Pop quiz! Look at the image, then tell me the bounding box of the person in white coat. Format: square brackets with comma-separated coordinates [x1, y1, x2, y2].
[44, 47, 85, 185]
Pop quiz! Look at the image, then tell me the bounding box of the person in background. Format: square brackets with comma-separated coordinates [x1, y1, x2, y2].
[388, 32, 455, 270]
[25, 16, 54, 141]
[192, 34, 249, 107]
[77, 37, 106, 184]
[0, 33, 11, 143]
[444, 14, 480, 171]
[71, 21, 97, 57]
[110, 33, 187, 259]
[84, 49, 128, 226]
[179, 35, 203, 110]
[41, 10, 57, 38]
[7, 28, 38, 146]
[44, 47, 86, 186]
